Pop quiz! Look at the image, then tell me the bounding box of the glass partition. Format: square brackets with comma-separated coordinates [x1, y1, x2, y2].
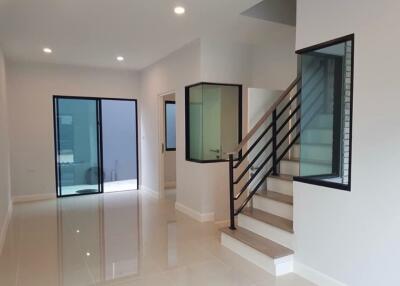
[54, 98, 101, 196]
[185, 83, 242, 162]
[297, 35, 353, 190]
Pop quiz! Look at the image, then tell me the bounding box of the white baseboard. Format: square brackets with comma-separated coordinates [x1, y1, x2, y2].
[294, 261, 347, 286]
[140, 185, 160, 199]
[175, 202, 214, 222]
[12, 193, 56, 204]
[0, 201, 13, 255]
[164, 181, 176, 189]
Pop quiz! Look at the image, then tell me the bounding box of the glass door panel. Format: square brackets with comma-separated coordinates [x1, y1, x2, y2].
[55, 97, 101, 196]
[101, 99, 138, 192]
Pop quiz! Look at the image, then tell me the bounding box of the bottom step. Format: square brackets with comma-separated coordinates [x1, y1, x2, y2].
[220, 227, 294, 276]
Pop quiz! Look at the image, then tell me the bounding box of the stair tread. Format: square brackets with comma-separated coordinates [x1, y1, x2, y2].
[221, 226, 294, 259]
[281, 158, 299, 163]
[242, 208, 294, 233]
[283, 157, 332, 166]
[269, 174, 293, 181]
[256, 190, 293, 205]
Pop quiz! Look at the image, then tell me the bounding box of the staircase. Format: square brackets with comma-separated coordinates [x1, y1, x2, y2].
[220, 76, 302, 276]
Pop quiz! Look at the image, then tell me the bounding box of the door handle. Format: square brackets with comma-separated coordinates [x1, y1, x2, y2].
[209, 149, 220, 153]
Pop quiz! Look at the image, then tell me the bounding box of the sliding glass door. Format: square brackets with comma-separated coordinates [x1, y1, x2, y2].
[101, 99, 138, 192]
[54, 97, 102, 197]
[54, 97, 139, 197]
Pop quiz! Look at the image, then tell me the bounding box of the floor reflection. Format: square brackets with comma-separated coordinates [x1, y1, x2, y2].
[0, 190, 315, 286]
[57, 192, 140, 285]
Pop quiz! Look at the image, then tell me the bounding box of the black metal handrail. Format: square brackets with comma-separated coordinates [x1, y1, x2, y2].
[227, 60, 325, 230]
[227, 77, 301, 229]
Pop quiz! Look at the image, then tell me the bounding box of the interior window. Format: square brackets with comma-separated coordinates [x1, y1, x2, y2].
[185, 83, 242, 162]
[296, 35, 354, 190]
[165, 101, 176, 151]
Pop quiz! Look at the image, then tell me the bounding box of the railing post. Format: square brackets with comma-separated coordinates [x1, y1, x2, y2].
[272, 109, 278, 175]
[228, 154, 236, 230]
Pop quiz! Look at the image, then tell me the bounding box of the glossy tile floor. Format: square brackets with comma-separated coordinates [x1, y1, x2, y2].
[0, 190, 315, 286]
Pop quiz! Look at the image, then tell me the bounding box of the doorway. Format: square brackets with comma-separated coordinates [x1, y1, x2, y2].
[159, 93, 176, 200]
[53, 96, 139, 197]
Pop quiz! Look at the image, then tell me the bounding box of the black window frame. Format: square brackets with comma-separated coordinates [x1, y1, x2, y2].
[164, 100, 176, 151]
[294, 34, 354, 192]
[53, 96, 140, 198]
[185, 82, 243, 163]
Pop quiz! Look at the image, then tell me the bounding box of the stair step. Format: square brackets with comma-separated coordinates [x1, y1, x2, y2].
[283, 158, 299, 162]
[256, 190, 293, 205]
[279, 159, 299, 176]
[242, 208, 293, 233]
[221, 227, 294, 259]
[267, 175, 293, 195]
[269, 174, 293, 182]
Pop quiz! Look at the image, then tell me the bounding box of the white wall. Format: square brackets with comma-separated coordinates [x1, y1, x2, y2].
[294, 1, 400, 285]
[0, 48, 11, 251]
[6, 61, 139, 199]
[139, 40, 202, 210]
[139, 19, 297, 221]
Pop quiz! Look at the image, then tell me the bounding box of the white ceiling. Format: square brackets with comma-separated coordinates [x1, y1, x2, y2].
[0, 0, 262, 70]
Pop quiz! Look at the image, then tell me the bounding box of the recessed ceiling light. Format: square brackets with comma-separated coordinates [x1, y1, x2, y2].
[174, 6, 185, 15]
[116, 56, 124, 62]
[43, 47, 52, 54]
[86, 252, 91, 256]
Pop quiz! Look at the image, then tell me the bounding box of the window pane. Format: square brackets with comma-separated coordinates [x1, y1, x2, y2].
[165, 102, 176, 150]
[186, 83, 241, 162]
[299, 37, 353, 189]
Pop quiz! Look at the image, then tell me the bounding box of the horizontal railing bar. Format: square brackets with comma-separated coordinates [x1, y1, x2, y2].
[233, 137, 273, 184]
[276, 88, 301, 119]
[234, 152, 273, 200]
[235, 167, 273, 215]
[230, 75, 301, 155]
[235, 131, 301, 216]
[276, 104, 301, 135]
[276, 118, 301, 150]
[234, 122, 273, 168]
[277, 133, 301, 163]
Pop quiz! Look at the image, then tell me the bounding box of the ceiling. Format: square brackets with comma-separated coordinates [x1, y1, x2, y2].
[0, 0, 262, 70]
[242, 0, 296, 26]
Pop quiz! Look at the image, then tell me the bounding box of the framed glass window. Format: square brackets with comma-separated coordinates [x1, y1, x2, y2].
[165, 101, 176, 151]
[185, 82, 242, 163]
[294, 34, 354, 191]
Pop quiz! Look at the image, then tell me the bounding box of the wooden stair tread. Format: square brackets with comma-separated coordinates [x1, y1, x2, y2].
[242, 208, 294, 233]
[221, 226, 294, 259]
[256, 190, 293, 205]
[281, 158, 299, 163]
[269, 174, 293, 181]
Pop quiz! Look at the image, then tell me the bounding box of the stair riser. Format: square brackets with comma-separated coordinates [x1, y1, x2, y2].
[221, 233, 293, 276]
[279, 161, 299, 176]
[302, 129, 333, 145]
[238, 214, 294, 249]
[253, 195, 293, 220]
[267, 177, 293, 196]
[291, 144, 300, 158]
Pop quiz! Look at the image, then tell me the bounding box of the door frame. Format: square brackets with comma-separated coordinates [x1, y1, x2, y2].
[157, 91, 176, 197]
[53, 95, 139, 197]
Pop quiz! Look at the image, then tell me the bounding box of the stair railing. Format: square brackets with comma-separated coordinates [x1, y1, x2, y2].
[227, 75, 302, 230]
[227, 58, 329, 230]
